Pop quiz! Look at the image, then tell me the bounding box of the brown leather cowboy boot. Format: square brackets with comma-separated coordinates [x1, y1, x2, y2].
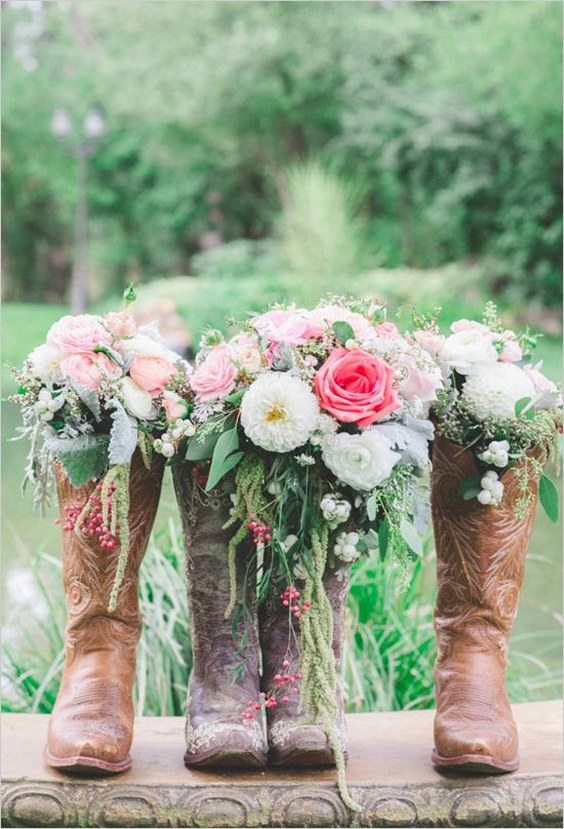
[260, 562, 350, 766]
[45, 450, 165, 774]
[431, 434, 543, 773]
[173, 468, 268, 768]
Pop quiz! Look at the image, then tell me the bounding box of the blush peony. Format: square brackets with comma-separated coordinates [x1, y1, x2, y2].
[60, 352, 121, 390]
[191, 344, 238, 403]
[47, 314, 112, 355]
[129, 355, 177, 397]
[314, 348, 400, 427]
[252, 308, 312, 345]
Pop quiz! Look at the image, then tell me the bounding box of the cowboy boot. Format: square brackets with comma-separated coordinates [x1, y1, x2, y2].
[45, 450, 165, 774]
[173, 467, 268, 768]
[431, 434, 544, 773]
[260, 562, 350, 766]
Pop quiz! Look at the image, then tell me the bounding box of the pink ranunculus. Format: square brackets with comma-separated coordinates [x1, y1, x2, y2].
[497, 331, 522, 363]
[191, 344, 238, 403]
[314, 348, 400, 427]
[162, 390, 188, 422]
[252, 308, 312, 345]
[395, 353, 442, 403]
[47, 314, 112, 355]
[305, 305, 373, 341]
[129, 355, 177, 397]
[60, 352, 121, 390]
[374, 322, 402, 340]
[451, 319, 492, 335]
[105, 311, 137, 339]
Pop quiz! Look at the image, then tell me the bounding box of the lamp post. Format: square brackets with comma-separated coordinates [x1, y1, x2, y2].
[51, 107, 106, 314]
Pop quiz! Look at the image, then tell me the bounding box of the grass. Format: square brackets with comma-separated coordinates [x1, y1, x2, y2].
[2, 519, 561, 716]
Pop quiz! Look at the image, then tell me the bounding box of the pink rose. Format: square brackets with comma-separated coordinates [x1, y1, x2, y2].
[129, 355, 177, 396]
[162, 390, 188, 422]
[395, 353, 442, 403]
[306, 305, 373, 341]
[374, 322, 402, 340]
[252, 308, 312, 345]
[47, 314, 112, 354]
[105, 311, 137, 339]
[191, 344, 238, 403]
[314, 348, 400, 427]
[496, 331, 522, 363]
[60, 353, 121, 390]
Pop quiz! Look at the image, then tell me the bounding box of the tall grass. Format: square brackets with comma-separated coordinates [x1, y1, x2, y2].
[2, 520, 561, 715]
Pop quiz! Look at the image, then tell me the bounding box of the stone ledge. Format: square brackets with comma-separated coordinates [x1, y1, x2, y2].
[1, 701, 562, 828]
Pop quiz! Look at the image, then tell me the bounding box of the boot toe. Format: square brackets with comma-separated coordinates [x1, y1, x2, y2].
[46, 716, 132, 770]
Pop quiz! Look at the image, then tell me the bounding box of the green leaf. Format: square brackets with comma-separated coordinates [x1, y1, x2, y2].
[185, 415, 233, 461]
[224, 388, 246, 406]
[332, 320, 355, 345]
[399, 518, 423, 557]
[378, 519, 389, 561]
[459, 476, 482, 501]
[539, 474, 559, 524]
[47, 434, 110, 487]
[205, 427, 241, 491]
[515, 397, 532, 418]
[366, 494, 377, 523]
[123, 282, 137, 305]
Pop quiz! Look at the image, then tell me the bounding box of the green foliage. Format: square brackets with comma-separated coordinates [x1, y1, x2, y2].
[539, 474, 560, 524]
[45, 433, 110, 487]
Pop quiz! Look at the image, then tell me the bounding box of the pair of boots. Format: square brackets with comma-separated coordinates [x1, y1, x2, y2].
[45, 437, 540, 776]
[45, 454, 349, 772]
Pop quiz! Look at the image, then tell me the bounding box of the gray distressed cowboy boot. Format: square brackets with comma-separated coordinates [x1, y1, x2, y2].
[173, 467, 268, 768]
[259, 562, 350, 766]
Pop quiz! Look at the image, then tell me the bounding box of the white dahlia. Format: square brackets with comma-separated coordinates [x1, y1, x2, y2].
[321, 428, 400, 491]
[240, 372, 319, 452]
[462, 363, 535, 421]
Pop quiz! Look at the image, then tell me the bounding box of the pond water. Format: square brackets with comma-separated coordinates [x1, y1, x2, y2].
[2, 402, 562, 675]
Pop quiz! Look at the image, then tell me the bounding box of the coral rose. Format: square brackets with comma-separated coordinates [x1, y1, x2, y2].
[47, 314, 112, 354]
[314, 348, 400, 427]
[129, 355, 177, 396]
[191, 344, 237, 403]
[60, 353, 121, 390]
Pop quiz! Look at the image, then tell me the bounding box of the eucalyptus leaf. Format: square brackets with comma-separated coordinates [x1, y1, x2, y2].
[539, 474, 559, 523]
[515, 397, 532, 417]
[205, 427, 241, 491]
[378, 519, 389, 561]
[185, 415, 233, 461]
[46, 433, 110, 487]
[399, 518, 423, 557]
[332, 320, 355, 345]
[459, 476, 482, 501]
[205, 451, 244, 492]
[224, 389, 246, 406]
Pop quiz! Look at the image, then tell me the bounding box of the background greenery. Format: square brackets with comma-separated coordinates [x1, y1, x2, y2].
[1, 0, 562, 713]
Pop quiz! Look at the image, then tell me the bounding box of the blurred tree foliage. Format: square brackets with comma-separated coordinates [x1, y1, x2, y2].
[1, 0, 561, 306]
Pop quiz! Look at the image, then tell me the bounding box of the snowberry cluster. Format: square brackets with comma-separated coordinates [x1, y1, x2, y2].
[154, 419, 196, 458]
[241, 660, 301, 721]
[281, 585, 311, 619]
[334, 530, 361, 563]
[56, 481, 118, 550]
[477, 470, 504, 506]
[479, 439, 510, 468]
[34, 389, 61, 422]
[246, 514, 272, 545]
[320, 493, 351, 528]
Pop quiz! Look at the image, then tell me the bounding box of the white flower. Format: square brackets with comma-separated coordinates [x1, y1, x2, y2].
[439, 329, 498, 374]
[320, 494, 351, 527]
[310, 413, 338, 446]
[121, 376, 155, 419]
[334, 531, 361, 563]
[478, 470, 504, 505]
[240, 373, 319, 453]
[120, 333, 180, 364]
[283, 534, 298, 551]
[27, 344, 63, 384]
[479, 439, 510, 468]
[322, 428, 400, 491]
[295, 453, 315, 466]
[462, 363, 535, 421]
[293, 560, 308, 580]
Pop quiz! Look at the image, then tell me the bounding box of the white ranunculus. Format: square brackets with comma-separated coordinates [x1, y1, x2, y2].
[439, 330, 498, 375]
[121, 376, 155, 419]
[240, 372, 319, 453]
[27, 343, 63, 384]
[462, 363, 535, 421]
[321, 428, 400, 491]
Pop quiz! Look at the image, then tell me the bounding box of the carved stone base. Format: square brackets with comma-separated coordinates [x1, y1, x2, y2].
[2, 701, 561, 827]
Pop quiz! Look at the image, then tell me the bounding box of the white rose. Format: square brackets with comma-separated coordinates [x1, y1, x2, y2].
[439, 330, 498, 375]
[27, 344, 63, 384]
[322, 428, 400, 491]
[121, 376, 155, 419]
[462, 363, 535, 421]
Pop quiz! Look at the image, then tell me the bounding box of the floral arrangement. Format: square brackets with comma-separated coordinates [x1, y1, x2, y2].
[414, 302, 562, 520]
[11, 287, 191, 609]
[180, 296, 442, 807]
